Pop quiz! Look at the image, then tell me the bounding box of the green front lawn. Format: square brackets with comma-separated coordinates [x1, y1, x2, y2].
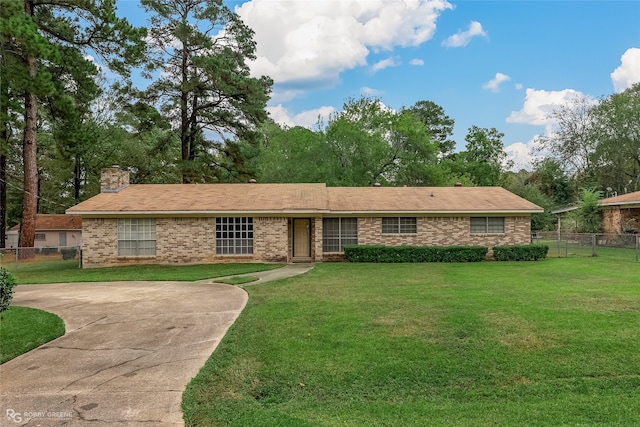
[183, 258, 640, 426]
[5, 261, 282, 284]
[1, 262, 281, 363]
[0, 306, 65, 364]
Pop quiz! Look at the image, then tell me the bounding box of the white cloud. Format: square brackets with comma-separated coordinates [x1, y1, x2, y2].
[371, 57, 400, 72]
[504, 140, 543, 172]
[482, 72, 510, 92]
[506, 88, 593, 128]
[515, 83, 523, 90]
[236, 0, 453, 89]
[269, 89, 306, 104]
[505, 88, 603, 170]
[409, 58, 424, 66]
[361, 86, 383, 96]
[611, 47, 640, 92]
[267, 104, 336, 128]
[441, 21, 486, 48]
[83, 54, 103, 72]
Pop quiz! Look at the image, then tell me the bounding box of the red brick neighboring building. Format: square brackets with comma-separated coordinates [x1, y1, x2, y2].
[600, 191, 640, 234]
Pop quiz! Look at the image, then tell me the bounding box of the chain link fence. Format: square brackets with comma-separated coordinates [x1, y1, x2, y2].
[532, 232, 640, 261]
[2, 234, 638, 270]
[0, 246, 82, 271]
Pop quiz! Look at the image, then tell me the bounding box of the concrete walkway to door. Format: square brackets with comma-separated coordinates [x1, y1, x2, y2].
[0, 264, 313, 426]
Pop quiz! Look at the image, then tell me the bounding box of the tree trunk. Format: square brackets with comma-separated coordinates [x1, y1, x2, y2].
[74, 152, 81, 202]
[0, 83, 7, 249]
[189, 93, 198, 161]
[19, 87, 38, 255]
[0, 137, 6, 250]
[180, 46, 190, 183]
[19, 1, 38, 258]
[0, 38, 8, 249]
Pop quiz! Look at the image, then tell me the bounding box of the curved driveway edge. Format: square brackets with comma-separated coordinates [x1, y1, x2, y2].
[0, 264, 313, 426]
[0, 280, 246, 426]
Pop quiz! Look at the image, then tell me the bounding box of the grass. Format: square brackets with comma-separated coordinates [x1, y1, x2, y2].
[0, 261, 280, 363]
[218, 276, 260, 285]
[182, 258, 640, 426]
[0, 306, 65, 363]
[4, 261, 282, 284]
[540, 238, 639, 261]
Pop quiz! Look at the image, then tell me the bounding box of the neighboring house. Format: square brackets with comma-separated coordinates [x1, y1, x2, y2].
[66, 167, 543, 268]
[600, 191, 640, 234]
[551, 191, 640, 234]
[5, 214, 83, 248]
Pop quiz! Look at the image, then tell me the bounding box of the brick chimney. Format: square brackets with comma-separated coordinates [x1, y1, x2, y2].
[100, 166, 130, 193]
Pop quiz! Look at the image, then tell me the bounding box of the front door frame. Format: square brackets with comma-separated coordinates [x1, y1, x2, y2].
[292, 218, 312, 262]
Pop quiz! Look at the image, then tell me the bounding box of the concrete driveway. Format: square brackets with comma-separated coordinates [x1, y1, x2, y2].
[0, 264, 312, 426]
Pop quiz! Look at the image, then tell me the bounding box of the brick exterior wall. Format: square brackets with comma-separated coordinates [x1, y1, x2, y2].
[357, 216, 530, 247]
[100, 167, 129, 192]
[254, 217, 289, 262]
[322, 216, 531, 261]
[81, 214, 532, 267]
[82, 216, 290, 268]
[82, 218, 119, 267]
[603, 207, 640, 234]
[313, 217, 323, 262]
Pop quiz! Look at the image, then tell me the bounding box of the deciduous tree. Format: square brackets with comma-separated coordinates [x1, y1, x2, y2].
[325, 97, 437, 186]
[536, 94, 598, 187]
[407, 100, 456, 158]
[591, 83, 640, 194]
[460, 125, 509, 186]
[255, 123, 328, 183]
[570, 188, 602, 233]
[528, 158, 574, 207]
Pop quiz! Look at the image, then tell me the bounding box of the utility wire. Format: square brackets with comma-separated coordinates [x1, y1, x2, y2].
[0, 173, 80, 211]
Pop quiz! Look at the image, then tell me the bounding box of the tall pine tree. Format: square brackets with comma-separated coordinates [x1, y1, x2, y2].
[0, 0, 145, 251]
[141, 0, 272, 183]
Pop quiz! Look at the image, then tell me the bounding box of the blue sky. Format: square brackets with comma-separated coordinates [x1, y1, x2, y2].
[117, 0, 640, 170]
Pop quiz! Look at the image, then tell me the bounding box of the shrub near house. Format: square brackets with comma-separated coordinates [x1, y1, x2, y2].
[344, 245, 488, 262]
[493, 244, 549, 261]
[345, 244, 549, 262]
[0, 268, 17, 313]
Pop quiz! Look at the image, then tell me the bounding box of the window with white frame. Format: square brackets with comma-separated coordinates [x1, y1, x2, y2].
[216, 217, 253, 255]
[323, 218, 358, 252]
[470, 217, 505, 234]
[382, 217, 417, 234]
[35, 233, 46, 241]
[117, 218, 156, 256]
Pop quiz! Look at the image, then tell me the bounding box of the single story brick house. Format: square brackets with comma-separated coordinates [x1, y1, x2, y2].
[600, 191, 640, 234]
[5, 214, 82, 249]
[552, 191, 640, 234]
[66, 167, 543, 268]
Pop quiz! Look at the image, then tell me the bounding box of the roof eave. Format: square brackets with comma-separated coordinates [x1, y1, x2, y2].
[328, 210, 543, 214]
[600, 201, 640, 208]
[66, 209, 330, 216]
[36, 228, 82, 231]
[551, 206, 578, 214]
[68, 209, 543, 216]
